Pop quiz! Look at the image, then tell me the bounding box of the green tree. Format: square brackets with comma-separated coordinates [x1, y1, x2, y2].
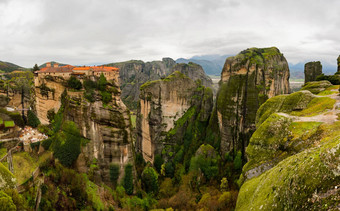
[123, 164, 134, 195]
[0, 191, 16, 211]
[32, 64, 40, 72]
[153, 154, 164, 173]
[141, 166, 159, 194]
[27, 110, 40, 128]
[98, 73, 107, 91]
[233, 151, 243, 171]
[67, 76, 82, 90]
[110, 164, 120, 186]
[53, 121, 81, 167]
[47, 109, 56, 123]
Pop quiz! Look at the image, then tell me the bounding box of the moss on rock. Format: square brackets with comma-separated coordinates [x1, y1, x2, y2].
[301, 80, 332, 94]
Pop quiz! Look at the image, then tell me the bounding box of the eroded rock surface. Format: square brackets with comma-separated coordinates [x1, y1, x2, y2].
[304, 61, 322, 83]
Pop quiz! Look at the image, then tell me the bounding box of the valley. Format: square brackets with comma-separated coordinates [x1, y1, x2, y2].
[0, 47, 339, 210]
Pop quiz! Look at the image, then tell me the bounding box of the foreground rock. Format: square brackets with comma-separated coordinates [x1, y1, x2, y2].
[237, 88, 340, 210]
[304, 61, 322, 83]
[209, 47, 290, 156]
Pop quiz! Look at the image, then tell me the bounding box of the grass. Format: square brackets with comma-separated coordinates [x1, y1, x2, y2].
[85, 175, 105, 210]
[0, 117, 3, 125]
[4, 120, 14, 127]
[0, 148, 7, 159]
[291, 97, 336, 117]
[12, 151, 52, 184]
[130, 114, 136, 128]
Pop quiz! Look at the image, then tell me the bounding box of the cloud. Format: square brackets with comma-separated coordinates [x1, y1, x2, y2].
[0, 0, 339, 68]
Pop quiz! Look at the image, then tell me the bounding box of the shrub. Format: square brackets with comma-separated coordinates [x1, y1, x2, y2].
[141, 166, 159, 195]
[123, 164, 134, 195]
[27, 110, 40, 128]
[164, 162, 175, 178]
[67, 76, 82, 90]
[109, 164, 120, 186]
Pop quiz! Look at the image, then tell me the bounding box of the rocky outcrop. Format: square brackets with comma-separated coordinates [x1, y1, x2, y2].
[136, 71, 211, 163]
[300, 80, 332, 94]
[107, 58, 176, 110]
[35, 75, 133, 184]
[108, 58, 213, 111]
[170, 62, 213, 88]
[237, 87, 340, 210]
[304, 61, 322, 83]
[212, 47, 290, 156]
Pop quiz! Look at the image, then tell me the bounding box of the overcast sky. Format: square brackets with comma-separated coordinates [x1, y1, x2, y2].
[0, 0, 339, 68]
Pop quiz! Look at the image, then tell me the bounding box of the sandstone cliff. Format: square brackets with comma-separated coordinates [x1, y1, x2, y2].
[136, 71, 210, 163]
[107, 58, 213, 111]
[107, 58, 176, 110]
[170, 62, 213, 89]
[237, 86, 340, 210]
[210, 47, 290, 157]
[304, 61, 322, 83]
[35, 75, 133, 184]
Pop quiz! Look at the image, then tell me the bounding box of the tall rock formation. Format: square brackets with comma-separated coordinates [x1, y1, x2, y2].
[35, 74, 133, 184]
[107, 58, 176, 110]
[136, 71, 210, 163]
[107, 58, 214, 111]
[211, 47, 290, 157]
[170, 62, 213, 88]
[304, 61, 322, 83]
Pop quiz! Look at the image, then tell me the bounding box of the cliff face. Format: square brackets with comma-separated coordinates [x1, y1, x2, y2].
[35, 75, 133, 184]
[170, 62, 213, 89]
[304, 61, 322, 83]
[237, 87, 340, 210]
[136, 71, 200, 163]
[213, 47, 290, 155]
[108, 58, 176, 110]
[108, 58, 214, 111]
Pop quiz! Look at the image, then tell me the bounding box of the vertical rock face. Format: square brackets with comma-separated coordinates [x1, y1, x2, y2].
[35, 75, 133, 184]
[108, 58, 176, 110]
[136, 71, 198, 163]
[170, 62, 213, 88]
[304, 61, 322, 83]
[214, 47, 290, 155]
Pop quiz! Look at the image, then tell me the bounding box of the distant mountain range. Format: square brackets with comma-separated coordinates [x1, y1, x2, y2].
[39, 61, 68, 68]
[176, 54, 232, 75]
[0, 60, 22, 72]
[177, 55, 338, 79]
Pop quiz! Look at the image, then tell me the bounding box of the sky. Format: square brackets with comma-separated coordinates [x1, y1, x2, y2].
[0, 0, 339, 68]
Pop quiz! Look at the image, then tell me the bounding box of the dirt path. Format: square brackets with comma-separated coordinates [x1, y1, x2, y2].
[278, 92, 340, 124]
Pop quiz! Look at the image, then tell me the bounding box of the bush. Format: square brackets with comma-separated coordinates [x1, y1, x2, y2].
[153, 154, 164, 173]
[110, 164, 120, 186]
[27, 110, 40, 128]
[67, 76, 82, 90]
[164, 161, 175, 178]
[141, 166, 159, 195]
[316, 74, 340, 85]
[123, 164, 134, 195]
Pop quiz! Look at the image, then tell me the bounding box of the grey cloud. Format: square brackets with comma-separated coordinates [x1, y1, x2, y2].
[0, 0, 339, 67]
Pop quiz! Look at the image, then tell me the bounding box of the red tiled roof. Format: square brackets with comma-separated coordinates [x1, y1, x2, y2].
[36, 65, 119, 74]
